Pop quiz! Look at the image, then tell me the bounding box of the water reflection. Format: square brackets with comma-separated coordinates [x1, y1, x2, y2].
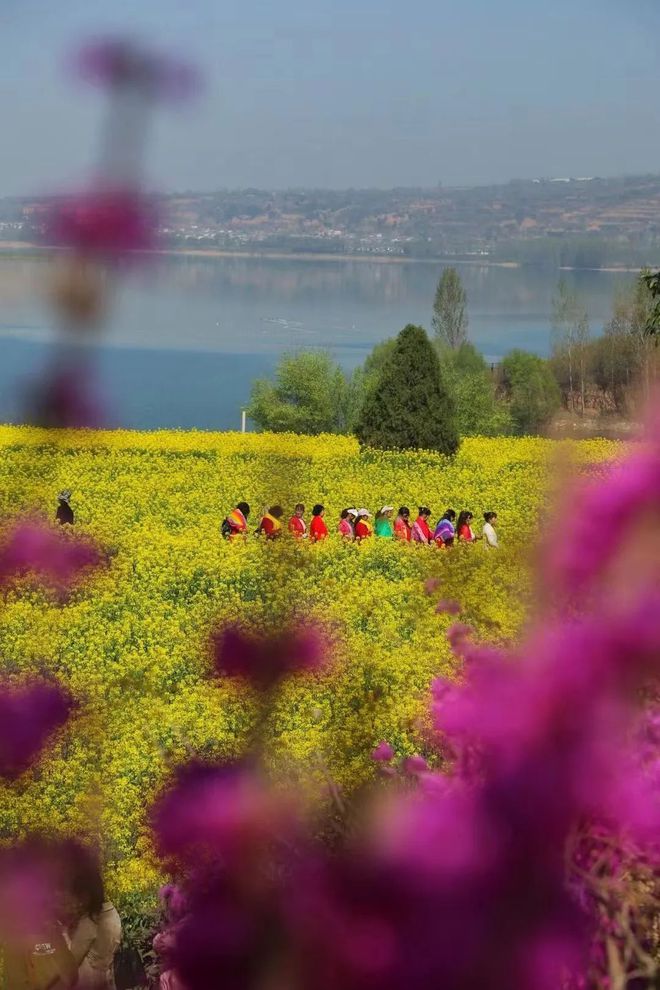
[0, 252, 637, 358]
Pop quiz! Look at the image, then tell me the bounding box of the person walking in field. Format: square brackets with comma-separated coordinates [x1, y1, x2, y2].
[288, 503, 307, 538]
[434, 509, 456, 547]
[457, 510, 478, 543]
[257, 505, 284, 539]
[394, 506, 412, 542]
[338, 508, 357, 539]
[222, 502, 250, 540]
[56, 490, 74, 525]
[482, 511, 499, 549]
[355, 509, 373, 540]
[411, 507, 433, 544]
[375, 506, 394, 538]
[310, 504, 328, 542]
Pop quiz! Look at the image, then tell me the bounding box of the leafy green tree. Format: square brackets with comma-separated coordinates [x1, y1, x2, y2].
[355, 325, 459, 454]
[247, 351, 350, 434]
[500, 350, 561, 435]
[432, 267, 468, 350]
[436, 342, 513, 436]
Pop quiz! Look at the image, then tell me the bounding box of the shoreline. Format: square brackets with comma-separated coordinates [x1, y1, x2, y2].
[0, 241, 651, 274]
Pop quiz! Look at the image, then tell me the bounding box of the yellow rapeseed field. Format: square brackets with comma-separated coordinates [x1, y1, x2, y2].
[0, 426, 620, 915]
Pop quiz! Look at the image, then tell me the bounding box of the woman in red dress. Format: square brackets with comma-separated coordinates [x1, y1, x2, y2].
[309, 504, 328, 542]
[394, 506, 412, 542]
[257, 505, 284, 539]
[457, 510, 477, 543]
[354, 509, 373, 540]
[288, 502, 307, 538]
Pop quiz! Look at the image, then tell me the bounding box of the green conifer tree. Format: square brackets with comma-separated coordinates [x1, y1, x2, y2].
[355, 324, 459, 454]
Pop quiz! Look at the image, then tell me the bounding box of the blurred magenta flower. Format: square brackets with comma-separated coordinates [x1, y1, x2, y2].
[44, 189, 157, 258]
[423, 577, 441, 596]
[0, 521, 104, 593]
[446, 622, 473, 652]
[152, 762, 298, 869]
[75, 37, 200, 101]
[27, 364, 107, 429]
[0, 680, 72, 779]
[371, 741, 394, 763]
[400, 755, 429, 776]
[211, 623, 329, 690]
[0, 843, 63, 945]
[434, 599, 461, 615]
[542, 408, 660, 599]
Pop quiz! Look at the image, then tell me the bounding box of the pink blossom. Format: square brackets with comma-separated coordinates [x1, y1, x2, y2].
[446, 622, 473, 652]
[434, 598, 461, 615]
[371, 741, 394, 763]
[0, 521, 103, 593]
[75, 38, 200, 101]
[401, 755, 429, 776]
[152, 762, 297, 869]
[211, 624, 329, 690]
[27, 365, 107, 429]
[44, 189, 156, 258]
[0, 680, 72, 779]
[423, 577, 441, 596]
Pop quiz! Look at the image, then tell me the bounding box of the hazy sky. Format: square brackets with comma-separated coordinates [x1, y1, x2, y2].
[1, 0, 659, 194]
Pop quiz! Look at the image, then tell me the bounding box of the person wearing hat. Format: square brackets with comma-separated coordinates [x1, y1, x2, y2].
[354, 509, 372, 540]
[56, 490, 74, 526]
[374, 506, 394, 538]
[338, 508, 357, 540]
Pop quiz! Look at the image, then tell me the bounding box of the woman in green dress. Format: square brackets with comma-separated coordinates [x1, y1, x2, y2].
[374, 506, 394, 538]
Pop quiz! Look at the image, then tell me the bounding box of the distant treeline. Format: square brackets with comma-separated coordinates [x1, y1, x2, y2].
[246, 268, 659, 447]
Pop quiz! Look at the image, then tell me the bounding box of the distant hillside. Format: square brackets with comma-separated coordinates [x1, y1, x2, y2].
[3, 174, 660, 267]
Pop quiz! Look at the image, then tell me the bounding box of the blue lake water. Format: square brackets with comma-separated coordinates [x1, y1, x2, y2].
[0, 254, 634, 430]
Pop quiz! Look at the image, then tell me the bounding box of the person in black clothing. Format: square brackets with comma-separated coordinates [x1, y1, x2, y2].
[56, 490, 74, 525]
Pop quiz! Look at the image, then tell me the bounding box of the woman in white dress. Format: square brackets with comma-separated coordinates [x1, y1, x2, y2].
[482, 511, 499, 549]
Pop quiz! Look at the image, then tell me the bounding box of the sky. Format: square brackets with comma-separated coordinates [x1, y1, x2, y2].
[1, 0, 659, 195]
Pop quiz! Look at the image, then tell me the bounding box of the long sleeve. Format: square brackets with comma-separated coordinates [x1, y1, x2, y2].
[68, 916, 97, 966]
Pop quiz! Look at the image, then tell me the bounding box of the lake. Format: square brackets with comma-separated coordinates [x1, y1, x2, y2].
[0, 253, 635, 430]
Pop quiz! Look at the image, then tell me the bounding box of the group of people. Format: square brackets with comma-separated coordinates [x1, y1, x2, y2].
[56, 490, 499, 549]
[222, 502, 499, 548]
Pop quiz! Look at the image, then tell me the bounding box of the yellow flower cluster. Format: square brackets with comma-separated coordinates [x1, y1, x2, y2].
[0, 426, 620, 911]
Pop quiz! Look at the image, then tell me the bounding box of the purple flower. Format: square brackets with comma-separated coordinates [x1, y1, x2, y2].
[75, 37, 200, 102]
[401, 755, 429, 776]
[211, 624, 329, 690]
[152, 762, 297, 868]
[0, 680, 72, 779]
[44, 189, 157, 258]
[423, 577, 441, 596]
[446, 622, 473, 653]
[160, 884, 188, 922]
[0, 521, 103, 594]
[27, 365, 107, 429]
[435, 599, 461, 615]
[371, 741, 394, 763]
